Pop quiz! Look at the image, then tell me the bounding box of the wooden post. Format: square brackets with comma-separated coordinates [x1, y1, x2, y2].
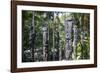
[72, 25, 78, 59]
[79, 16, 84, 59]
[52, 12, 60, 61]
[64, 18, 73, 60]
[29, 11, 35, 61]
[42, 26, 48, 61]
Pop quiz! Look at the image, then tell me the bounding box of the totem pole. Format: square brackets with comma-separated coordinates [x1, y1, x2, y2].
[64, 17, 73, 60]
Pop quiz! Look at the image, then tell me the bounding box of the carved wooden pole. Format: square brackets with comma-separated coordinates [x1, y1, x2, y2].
[42, 26, 48, 61]
[52, 12, 60, 61]
[64, 18, 73, 60]
[55, 12, 60, 60]
[29, 11, 35, 61]
[72, 25, 78, 59]
[79, 16, 85, 59]
[42, 12, 49, 61]
[52, 12, 55, 61]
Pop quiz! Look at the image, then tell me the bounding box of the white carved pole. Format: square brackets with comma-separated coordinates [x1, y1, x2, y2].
[42, 12, 49, 61]
[64, 17, 73, 60]
[42, 26, 48, 61]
